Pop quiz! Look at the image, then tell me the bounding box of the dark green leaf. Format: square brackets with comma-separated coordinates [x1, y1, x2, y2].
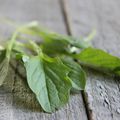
[62, 57, 86, 90]
[0, 50, 6, 63]
[0, 58, 9, 86]
[40, 32, 92, 55]
[17, 24, 93, 55]
[22, 55, 72, 113]
[74, 47, 120, 75]
[0, 49, 9, 86]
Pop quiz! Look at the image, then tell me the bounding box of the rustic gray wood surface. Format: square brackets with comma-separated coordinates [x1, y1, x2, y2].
[65, 0, 120, 120]
[0, 0, 120, 120]
[0, 0, 87, 120]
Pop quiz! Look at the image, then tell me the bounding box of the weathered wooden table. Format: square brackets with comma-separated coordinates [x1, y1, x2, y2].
[0, 0, 120, 120]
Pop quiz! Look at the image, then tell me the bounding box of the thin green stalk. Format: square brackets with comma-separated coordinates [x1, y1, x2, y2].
[6, 31, 18, 59]
[28, 40, 42, 55]
[6, 21, 39, 59]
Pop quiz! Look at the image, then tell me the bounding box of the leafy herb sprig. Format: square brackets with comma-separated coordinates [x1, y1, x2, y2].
[0, 21, 120, 113]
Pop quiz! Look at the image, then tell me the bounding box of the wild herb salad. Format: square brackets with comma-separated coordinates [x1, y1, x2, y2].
[0, 21, 120, 112]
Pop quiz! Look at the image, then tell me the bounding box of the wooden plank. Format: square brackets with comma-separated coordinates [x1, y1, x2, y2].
[64, 0, 120, 119]
[0, 93, 13, 120]
[0, 0, 88, 120]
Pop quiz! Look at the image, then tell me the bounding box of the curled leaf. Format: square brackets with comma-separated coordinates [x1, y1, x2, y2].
[62, 57, 86, 90]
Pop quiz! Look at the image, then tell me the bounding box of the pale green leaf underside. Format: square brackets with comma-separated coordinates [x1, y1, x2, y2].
[23, 55, 71, 112]
[74, 47, 120, 75]
[62, 57, 86, 90]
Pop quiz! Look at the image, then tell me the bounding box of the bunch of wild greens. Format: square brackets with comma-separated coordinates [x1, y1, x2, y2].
[0, 21, 120, 113]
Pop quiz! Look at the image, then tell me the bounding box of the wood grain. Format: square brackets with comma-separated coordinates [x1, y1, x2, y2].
[0, 0, 87, 120]
[64, 0, 120, 119]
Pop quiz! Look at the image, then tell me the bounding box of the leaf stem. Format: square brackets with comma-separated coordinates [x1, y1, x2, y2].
[6, 31, 18, 59]
[6, 21, 39, 59]
[28, 40, 42, 55]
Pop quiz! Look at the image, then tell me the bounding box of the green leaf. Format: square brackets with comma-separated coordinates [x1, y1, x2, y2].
[0, 58, 9, 86]
[0, 22, 40, 86]
[41, 33, 69, 55]
[22, 55, 72, 113]
[40, 32, 92, 55]
[16, 23, 93, 54]
[74, 47, 120, 75]
[0, 50, 9, 86]
[0, 50, 6, 63]
[62, 57, 86, 90]
[0, 31, 18, 86]
[0, 22, 22, 86]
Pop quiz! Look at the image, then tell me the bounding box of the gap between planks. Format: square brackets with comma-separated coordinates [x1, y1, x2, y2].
[2, 0, 87, 120]
[61, 0, 120, 120]
[59, 0, 91, 120]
